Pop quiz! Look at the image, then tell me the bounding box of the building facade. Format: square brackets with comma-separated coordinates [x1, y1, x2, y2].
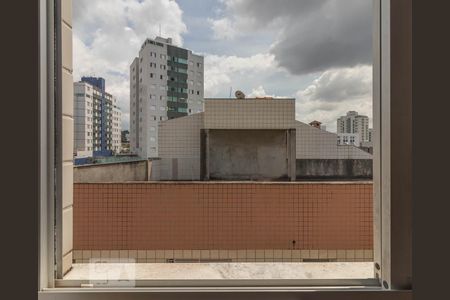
[130, 37, 204, 158]
[151, 98, 372, 181]
[337, 133, 360, 146]
[337, 111, 370, 143]
[74, 77, 122, 158]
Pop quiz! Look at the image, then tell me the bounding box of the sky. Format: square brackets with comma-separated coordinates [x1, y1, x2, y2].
[73, 0, 373, 132]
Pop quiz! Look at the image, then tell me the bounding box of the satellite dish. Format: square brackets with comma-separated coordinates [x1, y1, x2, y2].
[235, 90, 246, 99]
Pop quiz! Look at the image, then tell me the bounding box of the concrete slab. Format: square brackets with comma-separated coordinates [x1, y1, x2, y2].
[64, 262, 373, 280]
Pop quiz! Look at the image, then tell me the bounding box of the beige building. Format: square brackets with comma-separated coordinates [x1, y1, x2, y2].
[150, 98, 372, 181]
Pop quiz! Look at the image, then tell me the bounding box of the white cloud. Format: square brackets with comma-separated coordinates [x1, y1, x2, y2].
[247, 86, 274, 98]
[208, 18, 238, 40]
[74, 0, 373, 133]
[73, 0, 187, 130]
[209, 0, 372, 75]
[204, 53, 277, 97]
[295, 65, 373, 132]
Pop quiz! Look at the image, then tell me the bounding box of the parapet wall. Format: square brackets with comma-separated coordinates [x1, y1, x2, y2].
[73, 160, 150, 183]
[73, 182, 373, 262]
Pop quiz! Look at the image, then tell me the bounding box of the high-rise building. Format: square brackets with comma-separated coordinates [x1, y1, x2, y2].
[337, 111, 370, 144]
[368, 128, 373, 142]
[130, 37, 204, 158]
[74, 77, 122, 158]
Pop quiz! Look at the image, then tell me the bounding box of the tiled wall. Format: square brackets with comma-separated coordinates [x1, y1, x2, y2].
[73, 249, 373, 263]
[73, 182, 373, 262]
[295, 121, 373, 159]
[204, 99, 296, 129]
[158, 113, 203, 158]
[154, 113, 204, 180]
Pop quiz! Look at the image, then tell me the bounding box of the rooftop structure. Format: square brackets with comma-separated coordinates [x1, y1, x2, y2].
[151, 97, 372, 181]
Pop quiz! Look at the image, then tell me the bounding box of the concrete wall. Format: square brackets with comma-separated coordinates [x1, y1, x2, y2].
[150, 158, 201, 181]
[205, 129, 294, 181]
[296, 159, 373, 180]
[74, 160, 149, 183]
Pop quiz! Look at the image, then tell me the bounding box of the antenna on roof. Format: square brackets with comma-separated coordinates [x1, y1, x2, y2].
[229, 87, 232, 98]
[159, 24, 161, 36]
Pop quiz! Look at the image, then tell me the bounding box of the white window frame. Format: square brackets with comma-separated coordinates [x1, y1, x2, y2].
[39, 0, 411, 298]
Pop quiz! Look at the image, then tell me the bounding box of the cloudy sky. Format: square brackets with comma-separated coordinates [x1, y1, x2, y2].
[73, 0, 373, 132]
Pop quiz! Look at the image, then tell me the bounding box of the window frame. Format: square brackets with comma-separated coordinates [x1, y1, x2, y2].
[39, 0, 411, 298]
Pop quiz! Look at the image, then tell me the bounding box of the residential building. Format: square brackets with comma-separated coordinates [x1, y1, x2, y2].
[337, 111, 370, 143]
[121, 130, 130, 143]
[130, 36, 204, 158]
[74, 77, 122, 158]
[337, 133, 360, 146]
[121, 130, 131, 153]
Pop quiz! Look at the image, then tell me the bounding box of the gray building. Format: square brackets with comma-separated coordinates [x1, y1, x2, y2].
[130, 37, 204, 158]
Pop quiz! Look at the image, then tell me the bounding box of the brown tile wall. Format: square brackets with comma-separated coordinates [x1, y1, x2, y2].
[73, 182, 373, 251]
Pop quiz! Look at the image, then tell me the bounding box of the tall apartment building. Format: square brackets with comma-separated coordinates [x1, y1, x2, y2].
[130, 37, 204, 158]
[74, 77, 122, 158]
[337, 111, 370, 144]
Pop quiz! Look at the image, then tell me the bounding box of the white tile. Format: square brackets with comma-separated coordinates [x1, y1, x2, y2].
[62, 116, 73, 162]
[61, 0, 72, 26]
[62, 162, 73, 208]
[61, 23, 72, 72]
[62, 69, 73, 117]
[62, 206, 73, 255]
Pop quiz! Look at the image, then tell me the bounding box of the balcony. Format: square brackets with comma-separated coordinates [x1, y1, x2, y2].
[64, 172, 374, 282]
